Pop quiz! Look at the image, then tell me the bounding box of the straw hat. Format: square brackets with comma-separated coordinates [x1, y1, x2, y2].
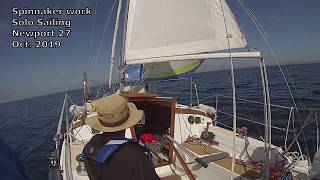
[84, 95, 143, 132]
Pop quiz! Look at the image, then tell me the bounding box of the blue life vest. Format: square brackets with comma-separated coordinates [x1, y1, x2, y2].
[83, 136, 152, 164]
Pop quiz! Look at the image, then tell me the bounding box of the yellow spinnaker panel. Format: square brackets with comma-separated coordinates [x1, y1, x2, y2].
[144, 60, 203, 79]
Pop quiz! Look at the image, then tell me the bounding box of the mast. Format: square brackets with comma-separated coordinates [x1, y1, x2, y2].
[119, 0, 130, 92]
[108, 0, 123, 90]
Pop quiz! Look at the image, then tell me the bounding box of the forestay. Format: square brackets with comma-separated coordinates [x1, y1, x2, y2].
[125, 0, 249, 65]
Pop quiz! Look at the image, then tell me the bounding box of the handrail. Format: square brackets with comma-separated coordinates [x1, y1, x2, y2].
[51, 93, 74, 175]
[51, 94, 68, 172]
[55, 94, 68, 138]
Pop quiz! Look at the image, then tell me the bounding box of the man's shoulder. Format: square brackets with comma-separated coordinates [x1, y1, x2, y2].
[84, 134, 110, 158]
[119, 142, 145, 154]
[87, 134, 110, 146]
[85, 135, 144, 158]
[110, 143, 149, 167]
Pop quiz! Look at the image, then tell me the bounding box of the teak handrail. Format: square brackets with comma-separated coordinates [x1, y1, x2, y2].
[166, 137, 196, 180]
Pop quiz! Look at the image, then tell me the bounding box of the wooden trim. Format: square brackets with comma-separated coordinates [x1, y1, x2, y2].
[71, 119, 85, 130]
[175, 107, 207, 116]
[121, 93, 174, 104]
[120, 92, 158, 98]
[169, 98, 176, 163]
[167, 138, 196, 180]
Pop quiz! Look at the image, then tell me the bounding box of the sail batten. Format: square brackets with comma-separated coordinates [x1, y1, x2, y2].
[125, 0, 248, 64]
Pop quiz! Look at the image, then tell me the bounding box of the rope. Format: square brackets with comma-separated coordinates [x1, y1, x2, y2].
[91, 0, 117, 79]
[88, 0, 100, 65]
[124, 69, 151, 92]
[240, 137, 289, 179]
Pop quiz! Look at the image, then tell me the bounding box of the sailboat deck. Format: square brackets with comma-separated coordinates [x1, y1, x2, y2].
[183, 142, 261, 179]
[70, 143, 85, 173]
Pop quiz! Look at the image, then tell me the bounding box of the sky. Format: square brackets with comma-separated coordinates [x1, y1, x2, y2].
[0, 0, 319, 103]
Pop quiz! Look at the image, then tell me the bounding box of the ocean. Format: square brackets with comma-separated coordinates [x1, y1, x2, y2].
[0, 63, 319, 180]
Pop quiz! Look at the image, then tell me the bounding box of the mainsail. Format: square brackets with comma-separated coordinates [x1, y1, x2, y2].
[124, 0, 259, 66]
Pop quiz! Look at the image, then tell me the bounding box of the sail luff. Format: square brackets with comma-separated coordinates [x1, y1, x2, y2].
[119, 0, 130, 92]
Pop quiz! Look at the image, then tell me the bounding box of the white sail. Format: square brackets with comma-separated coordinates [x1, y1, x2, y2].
[125, 0, 248, 65]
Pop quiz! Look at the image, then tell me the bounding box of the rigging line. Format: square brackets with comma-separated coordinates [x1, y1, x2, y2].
[216, 121, 233, 130]
[202, 93, 315, 112]
[90, 0, 117, 79]
[288, 111, 317, 151]
[239, 0, 297, 113]
[132, 69, 150, 87]
[239, 0, 310, 157]
[211, 94, 296, 110]
[108, 0, 123, 89]
[219, 0, 236, 178]
[217, 110, 292, 132]
[240, 95, 264, 140]
[240, 0, 306, 115]
[88, 0, 100, 64]
[239, 0, 269, 40]
[178, 108, 194, 136]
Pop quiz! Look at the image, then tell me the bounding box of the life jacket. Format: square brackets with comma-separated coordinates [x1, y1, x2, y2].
[82, 136, 152, 164]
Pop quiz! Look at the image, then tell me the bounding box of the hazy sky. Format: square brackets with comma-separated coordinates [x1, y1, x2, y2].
[0, 0, 319, 103]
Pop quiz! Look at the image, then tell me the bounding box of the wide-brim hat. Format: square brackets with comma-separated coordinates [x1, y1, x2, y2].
[84, 94, 143, 132]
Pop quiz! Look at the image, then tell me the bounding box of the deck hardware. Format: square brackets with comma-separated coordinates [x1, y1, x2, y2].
[76, 154, 87, 176]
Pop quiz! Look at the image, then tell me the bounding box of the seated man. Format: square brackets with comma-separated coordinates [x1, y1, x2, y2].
[83, 95, 160, 180]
